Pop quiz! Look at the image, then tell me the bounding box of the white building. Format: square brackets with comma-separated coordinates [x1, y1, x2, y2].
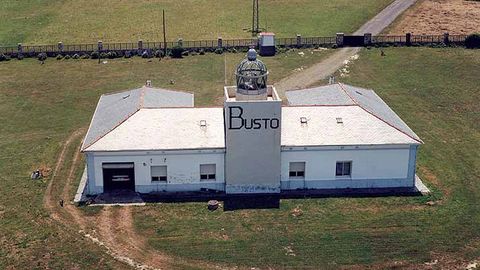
[81, 50, 422, 196]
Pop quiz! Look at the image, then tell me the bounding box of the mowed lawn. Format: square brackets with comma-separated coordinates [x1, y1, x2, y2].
[132, 48, 480, 268]
[0, 50, 330, 269]
[0, 0, 394, 45]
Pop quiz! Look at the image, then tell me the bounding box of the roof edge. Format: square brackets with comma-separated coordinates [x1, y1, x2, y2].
[338, 83, 423, 144]
[81, 108, 141, 152]
[80, 95, 104, 151]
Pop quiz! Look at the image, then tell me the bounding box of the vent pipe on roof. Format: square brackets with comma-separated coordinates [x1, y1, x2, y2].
[328, 76, 336, 84]
[145, 80, 152, 87]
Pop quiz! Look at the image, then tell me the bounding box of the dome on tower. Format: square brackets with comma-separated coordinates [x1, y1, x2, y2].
[235, 49, 268, 97]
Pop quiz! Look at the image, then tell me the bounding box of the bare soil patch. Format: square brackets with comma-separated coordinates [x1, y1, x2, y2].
[389, 0, 480, 35]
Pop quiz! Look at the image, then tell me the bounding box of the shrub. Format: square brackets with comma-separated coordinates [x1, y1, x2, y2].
[154, 50, 165, 58]
[17, 54, 24, 60]
[124, 50, 132, 58]
[64, 54, 71, 60]
[100, 52, 108, 59]
[107, 51, 117, 59]
[37, 53, 47, 61]
[72, 53, 80, 59]
[465, 33, 480, 49]
[190, 51, 197, 56]
[56, 54, 63, 60]
[170, 46, 184, 58]
[181, 50, 189, 57]
[199, 49, 205, 55]
[276, 46, 287, 53]
[141, 50, 152, 58]
[0, 54, 7, 61]
[214, 48, 223, 54]
[80, 53, 90, 59]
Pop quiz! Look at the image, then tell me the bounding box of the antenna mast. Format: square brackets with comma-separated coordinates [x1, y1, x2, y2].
[249, 0, 262, 36]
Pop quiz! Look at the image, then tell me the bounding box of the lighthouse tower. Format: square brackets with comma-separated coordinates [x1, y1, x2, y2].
[223, 49, 282, 194]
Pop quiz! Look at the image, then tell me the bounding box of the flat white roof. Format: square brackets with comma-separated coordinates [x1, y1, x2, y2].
[281, 106, 420, 146]
[84, 108, 225, 152]
[85, 105, 419, 152]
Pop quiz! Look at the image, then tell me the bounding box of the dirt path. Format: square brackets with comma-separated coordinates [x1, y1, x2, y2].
[43, 128, 168, 270]
[96, 207, 172, 269]
[274, 0, 417, 97]
[43, 128, 229, 270]
[43, 128, 85, 222]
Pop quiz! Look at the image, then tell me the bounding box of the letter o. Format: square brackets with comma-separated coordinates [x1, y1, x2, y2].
[270, 118, 279, 129]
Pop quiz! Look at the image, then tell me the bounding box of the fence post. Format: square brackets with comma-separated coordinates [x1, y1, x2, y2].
[444, 32, 450, 45]
[98, 41, 103, 52]
[177, 38, 183, 47]
[138, 39, 143, 50]
[217, 37, 223, 48]
[17, 43, 23, 54]
[58, 42, 63, 53]
[336, 33, 344, 47]
[364, 33, 372, 46]
[406, 33, 411, 46]
[296, 34, 302, 48]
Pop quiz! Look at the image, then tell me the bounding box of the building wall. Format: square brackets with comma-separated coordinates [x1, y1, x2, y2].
[280, 145, 417, 190]
[224, 98, 282, 193]
[85, 150, 225, 195]
[84, 145, 419, 195]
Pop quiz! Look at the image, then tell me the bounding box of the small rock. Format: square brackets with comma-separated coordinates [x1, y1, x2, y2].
[466, 261, 478, 270]
[426, 201, 436, 206]
[291, 207, 303, 217]
[424, 259, 438, 266]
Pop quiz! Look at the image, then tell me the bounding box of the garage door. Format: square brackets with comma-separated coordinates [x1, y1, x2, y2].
[102, 163, 135, 192]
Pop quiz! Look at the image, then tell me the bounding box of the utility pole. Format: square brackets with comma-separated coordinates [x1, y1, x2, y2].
[162, 9, 167, 57]
[251, 0, 259, 36]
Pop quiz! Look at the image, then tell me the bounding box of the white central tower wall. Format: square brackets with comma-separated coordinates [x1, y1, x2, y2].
[224, 88, 282, 193]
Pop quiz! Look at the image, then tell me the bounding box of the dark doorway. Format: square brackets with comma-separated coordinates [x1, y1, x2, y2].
[343, 35, 364, 47]
[102, 163, 135, 192]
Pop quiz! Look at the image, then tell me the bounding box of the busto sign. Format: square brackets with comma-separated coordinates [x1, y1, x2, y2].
[224, 99, 282, 193]
[228, 106, 280, 130]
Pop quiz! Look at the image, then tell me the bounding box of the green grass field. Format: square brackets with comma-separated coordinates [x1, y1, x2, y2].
[0, 50, 330, 269]
[0, 0, 394, 45]
[131, 48, 480, 268]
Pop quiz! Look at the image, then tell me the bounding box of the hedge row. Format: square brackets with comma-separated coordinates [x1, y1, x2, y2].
[0, 46, 256, 61]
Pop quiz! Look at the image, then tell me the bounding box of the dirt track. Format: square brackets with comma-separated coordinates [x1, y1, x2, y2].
[43, 129, 230, 270]
[43, 128, 169, 270]
[388, 0, 480, 35]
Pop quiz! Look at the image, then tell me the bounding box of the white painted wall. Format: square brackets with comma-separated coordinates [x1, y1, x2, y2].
[224, 95, 282, 193]
[85, 145, 416, 194]
[86, 150, 225, 194]
[280, 146, 412, 189]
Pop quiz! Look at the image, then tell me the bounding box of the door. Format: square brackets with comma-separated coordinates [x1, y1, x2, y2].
[102, 163, 135, 192]
[343, 35, 364, 47]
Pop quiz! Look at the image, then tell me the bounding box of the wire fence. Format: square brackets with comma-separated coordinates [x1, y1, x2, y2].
[0, 34, 469, 57]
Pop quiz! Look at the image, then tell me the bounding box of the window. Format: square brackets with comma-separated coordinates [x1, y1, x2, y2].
[336, 161, 352, 177]
[151, 166, 167, 182]
[289, 162, 305, 179]
[200, 164, 216, 181]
